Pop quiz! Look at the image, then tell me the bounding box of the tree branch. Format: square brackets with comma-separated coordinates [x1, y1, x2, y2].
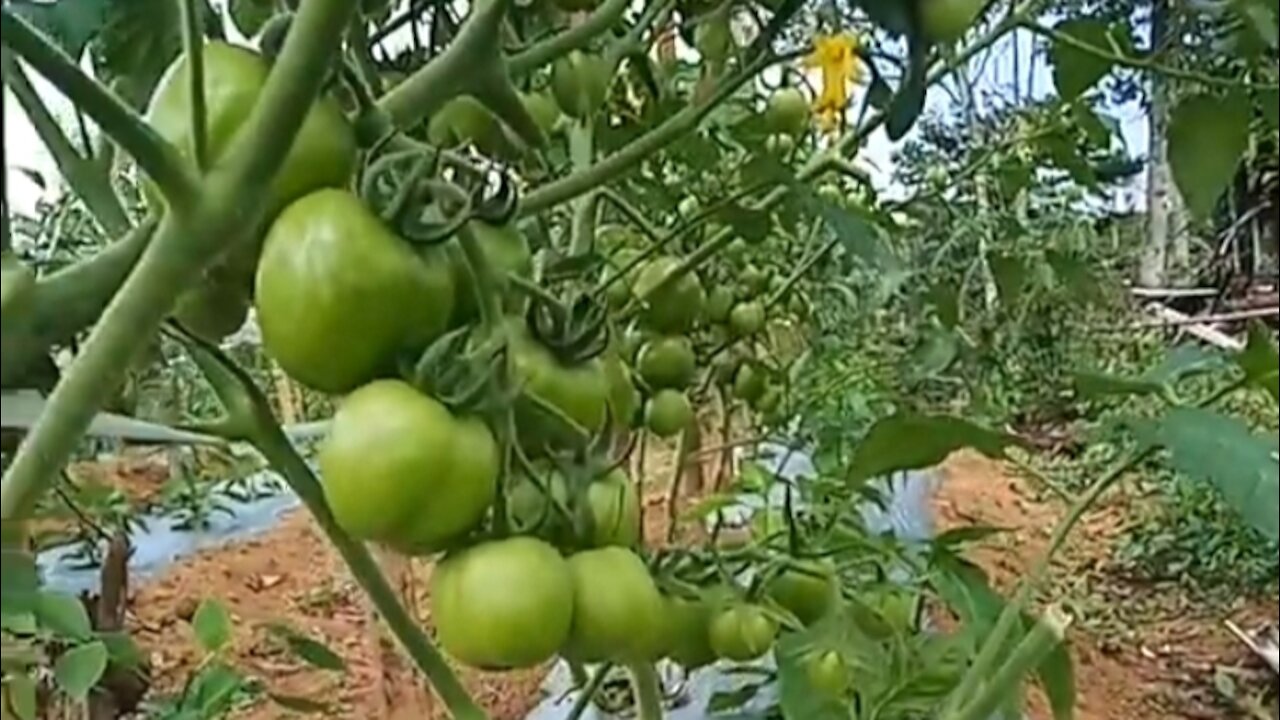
[0, 9, 199, 211]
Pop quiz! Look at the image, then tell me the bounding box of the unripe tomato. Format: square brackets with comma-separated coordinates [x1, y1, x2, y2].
[634, 257, 705, 334]
[805, 650, 850, 696]
[920, 0, 988, 42]
[146, 43, 355, 215]
[662, 595, 718, 670]
[723, 237, 749, 264]
[512, 331, 610, 450]
[767, 560, 837, 626]
[677, 196, 701, 217]
[428, 95, 498, 149]
[451, 220, 532, 324]
[507, 468, 571, 541]
[552, 51, 612, 120]
[637, 335, 697, 390]
[732, 363, 767, 404]
[255, 190, 456, 393]
[583, 469, 641, 548]
[602, 351, 641, 429]
[645, 389, 693, 438]
[319, 380, 498, 552]
[763, 87, 808, 137]
[728, 302, 766, 338]
[431, 537, 574, 669]
[1, 255, 36, 321]
[765, 133, 796, 155]
[172, 273, 250, 343]
[694, 14, 733, 65]
[564, 548, 666, 662]
[709, 604, 778, 662]
[705, 286, 735, 325]
[522, 90, 562, 136]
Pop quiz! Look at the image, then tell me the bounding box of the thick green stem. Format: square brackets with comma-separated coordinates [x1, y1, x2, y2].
[566, 665, 612, 720]
[457, 224, 505, 330]
[627, 663, 664, 720]
[0, 10, 198, 211]
[1, 54, 130, 235]
[179, 0, 209, 171]
[1, 0, 356, 520]
[946, 608, 1072, 720]
[568, 121, 597, 255]
[766, 237, 839, 310]
[508, 0, 629, 75]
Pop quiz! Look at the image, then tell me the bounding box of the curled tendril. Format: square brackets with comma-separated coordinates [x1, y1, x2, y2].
[406, 325, 507, 412]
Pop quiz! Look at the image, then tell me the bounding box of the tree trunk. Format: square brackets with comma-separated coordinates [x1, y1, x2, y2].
[1142, 0, 1190, 287]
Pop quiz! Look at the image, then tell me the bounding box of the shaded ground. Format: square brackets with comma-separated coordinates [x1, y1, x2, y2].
[935, 452, 1279, 720]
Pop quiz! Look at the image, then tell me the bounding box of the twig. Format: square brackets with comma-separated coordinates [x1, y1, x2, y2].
[1135, 306, 1278, 328]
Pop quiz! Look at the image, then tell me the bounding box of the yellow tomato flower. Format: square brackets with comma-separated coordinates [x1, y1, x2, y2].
[804, 33, 865, 133]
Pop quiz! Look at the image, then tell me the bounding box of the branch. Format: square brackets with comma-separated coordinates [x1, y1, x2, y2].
[508, 0, 630, 76]
[1, 54, 130, 235]
[179, 0, 209, 171]
[0, 9, 198, 210]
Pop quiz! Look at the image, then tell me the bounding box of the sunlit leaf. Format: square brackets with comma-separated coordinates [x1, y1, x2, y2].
[1168, 92, 1250, 220]
[847, 414, 1023, 482]
[1051, 20, 1114, 100]
[989, 253, 1028, 309]
[35, 591, 93, 641]
[1141, 408, 1280, 542]
[54, 641, 109, 701]
[192, 599, 233, 654]
[0, 549, 39, 619]
[4, 673, 39, 720]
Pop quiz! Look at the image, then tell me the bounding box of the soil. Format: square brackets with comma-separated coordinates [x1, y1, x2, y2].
[934, 452, 1279, 720]
[91, 444, 1275, 719]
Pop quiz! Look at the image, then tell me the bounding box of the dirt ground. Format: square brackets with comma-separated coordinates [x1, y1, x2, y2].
[103, 448, 1277, 719]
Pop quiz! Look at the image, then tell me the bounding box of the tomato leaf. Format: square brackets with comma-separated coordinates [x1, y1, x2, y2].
[1168, 92, 1251, 220]
[887, 37, 929, 140]
[185, 662, 253, 715]
[707, 683, 764, 713]
[1236, 324, 1279, 402]
[0, 548, 39, 619]
[7, 0, 109, 58]
[910, 326, 960, 381]
[270, 693, 330, 713]
[1051, 20, 1115, 100]
[988, 253, 1029, 309]
[228, 0, 275, 38]
[192, 599, 233, 654]
[35, 591, 93, 641]
[4, 673, 39, 720]
[1233, 0, 1279, 49]
[265, 624, 347, 672]
[847, 414, 1023, 483]
[1140, 408, 1280, 542]
[98, 631, 146, 670]
[54, 641, 109, 701]
[1045, 250, 1104, 305]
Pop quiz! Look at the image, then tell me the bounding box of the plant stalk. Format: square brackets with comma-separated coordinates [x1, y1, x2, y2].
[627, 662, 664, 720]
[946, 607, 1073, 720]
[179, 0, 209, 172]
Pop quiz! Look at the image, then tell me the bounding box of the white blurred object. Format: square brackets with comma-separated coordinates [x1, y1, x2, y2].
[1226, 621, 1279, 675]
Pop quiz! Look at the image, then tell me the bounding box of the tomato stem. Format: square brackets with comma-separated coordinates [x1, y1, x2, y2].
[565, 663, 612, 720]
[456, 223, 505, 330]
[627, 662, 664, 720]
[568, 120, 598, 257]
[945, 607, 1072, 720]
[179, 0, 209, 172]
[508, 0, 630, 76]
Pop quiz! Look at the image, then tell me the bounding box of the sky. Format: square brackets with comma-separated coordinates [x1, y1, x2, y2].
[2, 4, 1151, 221]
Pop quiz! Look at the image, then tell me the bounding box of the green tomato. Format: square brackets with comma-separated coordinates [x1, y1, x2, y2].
[255, 189, 456, 393]
[805, 650, 850, 697]
[1, 254, 36, 321]
[428, 95, 499, 149]
[552, 51, 612, 120]
[583, 469, 642, 548]
[711, 354, 741, 386]
[522, 90, 562, 136]
[732, 363, 768, 404]
[662, 595, 718, 670]
[564, 548, 666, 663]
[709, 604, 778, 662]
[513, 331, 610, 451]
[451, 220, 532, 324]
[146, 42, 355, 216]
[920, 0, 988, 42]
[729, 302, 766, 338]
[431, 537, 574, 669]
[767, 560, 837, 626]
[172, 272, 251, 344]
[763, 87, 808, 137]
[705, 286, 735, 325]
[694, 14, 733, 65]
[633, 257, 705, 334]
[636, 335, 697, 390]
[765, 133, 796, 155]
[319, 380, 498, 552]
[645, 389, 693, 439]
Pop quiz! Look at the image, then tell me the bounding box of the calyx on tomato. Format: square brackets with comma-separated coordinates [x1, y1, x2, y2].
[633, 257, 705, 334]
[645, 389, 693, 438]
[766, 559, 838, 626]
[709, 603, 779, 662]
[551, 51, 613, 120]
[564, 547, 666, 663]
[508, 466, 641, 549]
[319, 380, 498, 553]
[145, 42, 356, 216]
[636, 335, 697, 390]
[431, 537, 574, 669]
[255, 189, 455, 393]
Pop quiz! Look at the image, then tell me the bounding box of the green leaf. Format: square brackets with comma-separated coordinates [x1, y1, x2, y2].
[1260, 89, 1279, 131]
[4, 673, 39, 720]
[1045, 250, 1103, 305]
[1073, 371, 1163, 400]
[911, 326, 960, 381]
[934, 525, 1008, 548]
[928, 282, 960, 329]
[1236, 324, 1279, 401]
[1076, 345, 1227, 400]
[8, 0, 109, 57]
[989, 253, 1028, 309]
[887, 38, 929, 140]
[682, 493, 739, 521]
[229, 0, 275, 37]
[98, 631, 145, 670]
[847, 415, 1023, 482]
[1168, 92, 1251, 220]
[0, 549, 40, 619]
[707, 683, 764, 713]
[93, 0, 221, 105]
[1142, 408, 1279, 542]
[192, 599, 233, 653]
[1051, 20, 1115, 100]
[813, 197, 896, 271]
[775, 635, 845, 720]
[186, 662, 253, 715]
[265, 624, 346, 672]
[1040, 132, 1097, 187]
[270, 693, 330, 714]
[719, 204, 773, 244]
[1234, 0, 1279, 49]
[35, 591, 93, 641]
[54, 641, 109, 701]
